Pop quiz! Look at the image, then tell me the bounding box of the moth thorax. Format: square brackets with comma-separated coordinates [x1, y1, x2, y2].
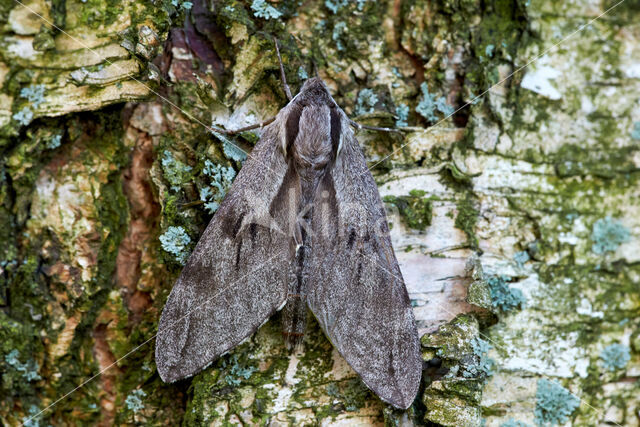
[291, 106, 333, 173]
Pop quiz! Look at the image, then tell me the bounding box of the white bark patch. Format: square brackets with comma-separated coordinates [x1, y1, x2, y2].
[9, 0, 50, 35]
[521, 65, 562, 100]
[272, 354, 301, 412]
[624, 63, 640, 79]
[325, 347, 355, 381]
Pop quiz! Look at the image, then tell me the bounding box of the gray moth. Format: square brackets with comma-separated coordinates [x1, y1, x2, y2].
[155, 77, 422, 409]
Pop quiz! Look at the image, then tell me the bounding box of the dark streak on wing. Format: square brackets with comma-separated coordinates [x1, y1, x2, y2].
[285, 103, 304, 153]
[329, 106, 341, 156]
[347, 229, 356, 249]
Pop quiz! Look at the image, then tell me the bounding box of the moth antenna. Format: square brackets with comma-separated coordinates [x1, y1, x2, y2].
[273, 37, 293, 101]
[211, 117, 276, 135]
[348, 119, 405, 138]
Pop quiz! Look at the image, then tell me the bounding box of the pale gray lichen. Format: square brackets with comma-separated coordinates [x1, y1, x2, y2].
[125, 389, 147, 412]
[159, 226, 191, 265]
[487, 275, 526, 312]
[46, 133, 63, 150]
[435, 97, 455, 117]
[355, 88, 379, 116]
[600, 344, 630, 371]
[21, 406, 41, 427]
[200, 160, 236, 214]
[514, 251, 530, 267]
[485, 44, 495, 57]
[223, 140, 247, 163]
[631, 122, 640, 140]
[332, 21, 347, 51]
[325, 0, 348, 13]
[534, 379, 580, 426]
[13, 107, 34, 126]
[251, 0, 282, 20]
[298, 66, 309, 80]
[501, 419, 530, 427]
[170, 0, 192, 10]
[462, 337, 495, 379]
[211, 131, 247, 162]
[395, 103, 409, 127]
[20, 84, 46, 108]
[221, 354, 256, 386]
[4, 349, 41, 381]
[591, 216, 630, 254]
[161, 150, 193, 191]
[416, 83, 453, 122]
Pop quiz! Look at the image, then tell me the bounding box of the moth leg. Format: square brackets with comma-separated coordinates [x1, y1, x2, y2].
[211, 117, 276, 135]
[273, 37, 293, 101]
[349, 119, 405, 138]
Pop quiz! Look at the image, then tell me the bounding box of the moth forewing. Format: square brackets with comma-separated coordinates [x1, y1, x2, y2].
[155, 122, 291, 383]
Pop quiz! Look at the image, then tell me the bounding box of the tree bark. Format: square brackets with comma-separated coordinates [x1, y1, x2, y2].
[1, 0, 638, 426]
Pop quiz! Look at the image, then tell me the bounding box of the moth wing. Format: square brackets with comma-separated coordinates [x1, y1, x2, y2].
[155, 123, 296, 383]
[307, 125, 422, 409]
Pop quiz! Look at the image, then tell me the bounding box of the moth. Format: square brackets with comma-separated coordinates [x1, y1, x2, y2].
[155, 48, 422, 409]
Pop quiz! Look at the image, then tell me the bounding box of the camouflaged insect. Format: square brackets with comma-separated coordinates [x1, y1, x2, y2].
[155, 77, 422, 409]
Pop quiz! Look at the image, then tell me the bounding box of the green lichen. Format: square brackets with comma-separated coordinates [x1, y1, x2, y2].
[325, 0, 348, 13]
[45, 133, 63, 150]
[534, 379, 580, 426]
[466, 279, 492, 310]
[21, 406, 42, 427]
[1, 313, 44, 406]
[335, 378, 374, 412]
[455, 197, 479, 249]
[297, 66, 309, 80]
[32, 26, 56, 52]
[332, 21, 348, 51]
[383, 190, 433, 231]
[19, 85, 46, 108]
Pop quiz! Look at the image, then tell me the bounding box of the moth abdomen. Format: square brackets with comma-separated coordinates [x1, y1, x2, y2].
[281, 295, 307, 349]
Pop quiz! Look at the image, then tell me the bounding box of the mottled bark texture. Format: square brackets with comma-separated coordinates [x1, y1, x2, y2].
[0, 0, 638, 426]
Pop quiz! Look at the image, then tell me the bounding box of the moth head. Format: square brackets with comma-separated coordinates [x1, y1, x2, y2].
[279, 77, 345, 159]
[298, 77, 331, 98]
